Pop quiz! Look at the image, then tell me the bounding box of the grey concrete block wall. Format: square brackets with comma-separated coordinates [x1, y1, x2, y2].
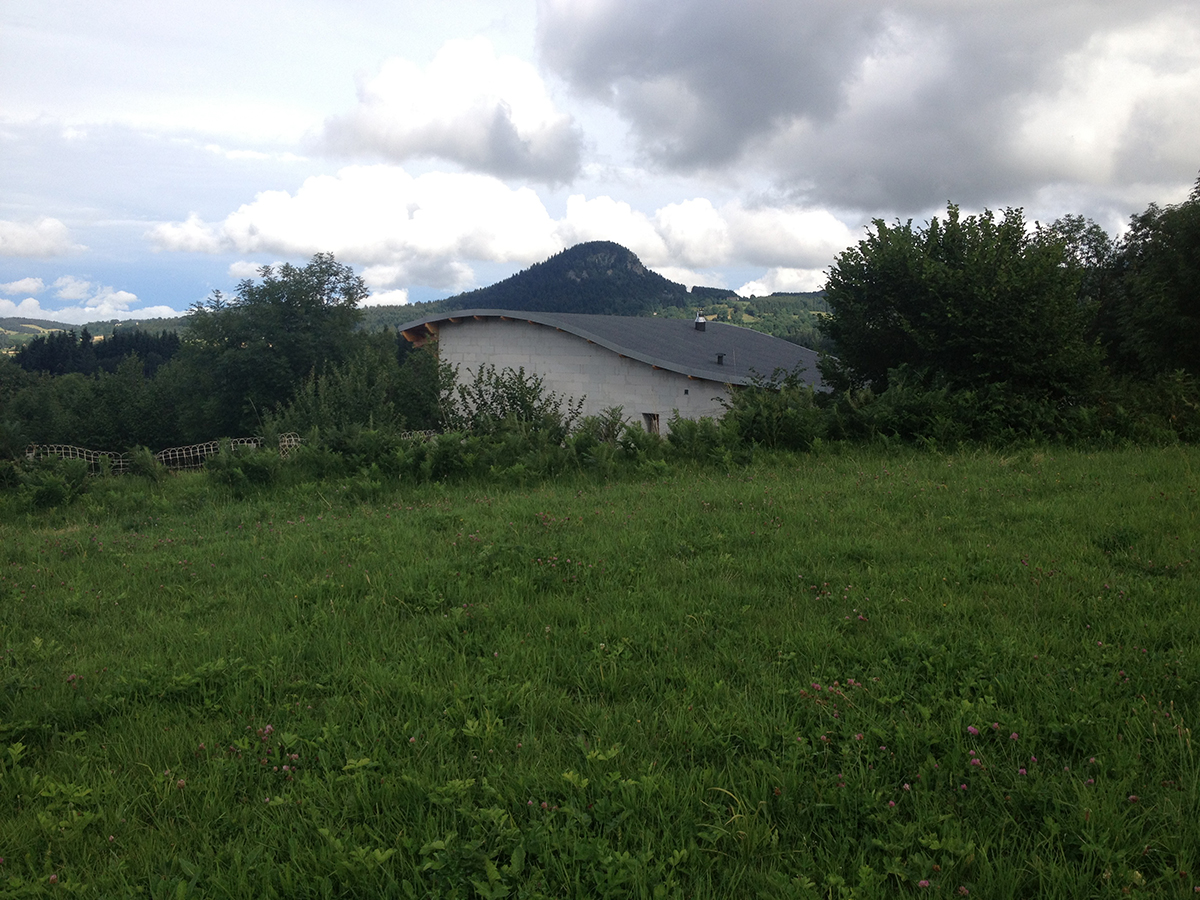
[437, 318, 731, 432]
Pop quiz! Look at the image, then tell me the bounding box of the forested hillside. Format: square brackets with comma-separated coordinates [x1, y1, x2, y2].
[416, 241, 694, 316]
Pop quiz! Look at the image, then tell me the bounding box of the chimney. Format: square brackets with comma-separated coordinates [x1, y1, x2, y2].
[716, 353, 725, 365]
[694, 312, 706, 332]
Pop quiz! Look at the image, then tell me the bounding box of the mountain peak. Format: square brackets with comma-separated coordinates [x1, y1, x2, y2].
[410, 241, 732, 318]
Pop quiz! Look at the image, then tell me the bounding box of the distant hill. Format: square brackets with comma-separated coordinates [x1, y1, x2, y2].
[357, 240, 832, 349]
[0, 315, 188, 345]
[415, 241, 734, 316]
[1, 317, 74, 351]
[3, 242, 831, 352]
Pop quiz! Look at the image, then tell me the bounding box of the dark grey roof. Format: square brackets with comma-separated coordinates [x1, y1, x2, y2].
[398, 308, 823, 388]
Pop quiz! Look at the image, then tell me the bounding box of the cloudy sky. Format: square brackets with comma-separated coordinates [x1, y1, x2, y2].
[2, 0, 1198, 325]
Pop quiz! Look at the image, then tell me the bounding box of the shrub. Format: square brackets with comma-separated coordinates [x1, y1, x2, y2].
[720, 366, 825, 451]
[205, 441, 281, 495]
[443, 364, 583, 442]
[665, 413, 728, 463]
[17, 457, 90, 509]
[127, 446, 168, 482]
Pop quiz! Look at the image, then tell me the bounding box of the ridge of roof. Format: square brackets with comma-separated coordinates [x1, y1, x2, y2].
[397, 308, 823, 388]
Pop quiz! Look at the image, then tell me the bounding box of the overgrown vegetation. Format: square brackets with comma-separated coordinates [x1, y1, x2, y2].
[1, 447, 1196, 897]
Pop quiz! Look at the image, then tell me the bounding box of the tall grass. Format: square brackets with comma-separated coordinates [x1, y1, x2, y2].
[1, 446, 1197, 897]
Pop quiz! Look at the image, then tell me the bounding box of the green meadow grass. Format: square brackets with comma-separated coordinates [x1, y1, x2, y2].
[1, 446, 1198, 898]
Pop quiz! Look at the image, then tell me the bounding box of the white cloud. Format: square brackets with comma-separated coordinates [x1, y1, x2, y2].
[150, 165, 563, 290]
[724, 204, 859, 268]
[1, 276, 176, 325]
[0, 297, 48, 317]
[150, 165, 860, 295]
[557, 195, 669, 263]
[227, 260, 284, 280]
[651, 265, 725, 289]
[53, 276, 95, 300]
[319, 38, 582, 181]
[653, 199, 732, 267]
[151, 214, 225, 254]
[557, 195, 857, 271]
[0, 218, 81, 257]
[362, 289, 410, 306]
[737, 267, 827, 297]
[0, 277, 46, 295]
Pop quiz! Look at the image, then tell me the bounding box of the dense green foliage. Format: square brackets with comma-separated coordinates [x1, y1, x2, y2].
[1, 447, 1197, 897]
[15, 328, 181, 377]
[1099, 178, 1200, 379]
[182, 254, 368, 436]
[815, 186, 1200, 445]
[820, 205, 1101, 400]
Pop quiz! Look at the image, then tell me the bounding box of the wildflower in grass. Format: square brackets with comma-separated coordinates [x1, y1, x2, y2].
[992, 723, 1000, 730]
[49, 874, 58, 884]
[903, 783, 911, 791]
[176, 779, 185, 789]
[1018, 768, 1027, 775]
[1129, 794, 1139, 803]
[1086, 778, 1094, 785]
[888, 800, 896, 807]
[968, 725, 979, 735]
[970, 758, 982, 767]
[958, 888, 969, 896]
[960, 784, 967, 791]
[855, 733, 863, 740]
[918, 880, 930, 888]
[1011, 732, 1019, 741]
[1030, 756, 1037, 763]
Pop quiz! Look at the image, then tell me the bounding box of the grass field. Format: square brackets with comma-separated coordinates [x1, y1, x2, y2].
[1, 446, 1198, 898]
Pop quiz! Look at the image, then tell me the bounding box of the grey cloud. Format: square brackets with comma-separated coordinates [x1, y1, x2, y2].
[539, 0, 1200, 213]
[539, 0, 886, 168]
[321, 102, 583, 183]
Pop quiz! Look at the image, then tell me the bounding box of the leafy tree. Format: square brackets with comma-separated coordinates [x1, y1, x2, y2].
[1101, 176, 1200, 378]
[820, 205, 1103, 402]
[268, 332, 448, 439]
[181, 253, 366, 436]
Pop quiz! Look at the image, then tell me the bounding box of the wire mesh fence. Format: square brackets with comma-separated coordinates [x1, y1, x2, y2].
[25, 433, 301, 476]
[24, 430, 440, 476]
